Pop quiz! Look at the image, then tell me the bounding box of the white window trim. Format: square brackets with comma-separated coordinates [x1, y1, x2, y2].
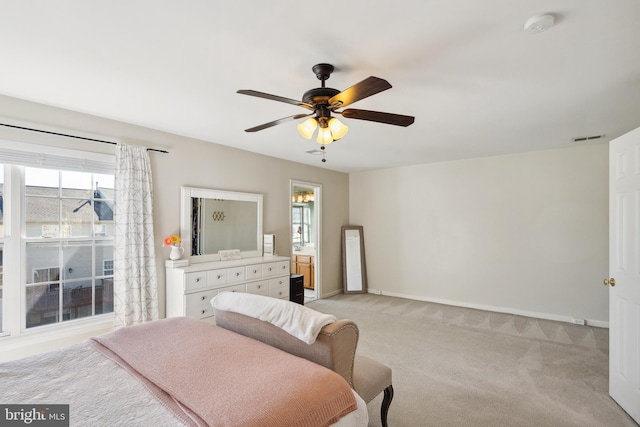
[32, 266, 60, 284]
[0, 139, 115, 173]
[0, 142, 115, 343]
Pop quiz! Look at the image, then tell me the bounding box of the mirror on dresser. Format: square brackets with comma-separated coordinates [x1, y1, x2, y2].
[180, 187, 263, 263]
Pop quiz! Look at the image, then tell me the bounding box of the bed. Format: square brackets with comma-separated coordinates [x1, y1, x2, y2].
[0, 310, 369, 426]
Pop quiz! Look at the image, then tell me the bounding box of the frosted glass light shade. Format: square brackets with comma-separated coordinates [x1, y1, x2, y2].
[316, 126, 334, 145]
[297, 118, 317, 139]
[328, 118, 348, 140]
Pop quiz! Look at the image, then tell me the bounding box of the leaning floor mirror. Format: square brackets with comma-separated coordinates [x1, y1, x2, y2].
[341, 225, 367, 294]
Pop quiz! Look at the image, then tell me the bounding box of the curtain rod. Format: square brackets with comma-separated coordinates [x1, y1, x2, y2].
[0, 123, 169, 154]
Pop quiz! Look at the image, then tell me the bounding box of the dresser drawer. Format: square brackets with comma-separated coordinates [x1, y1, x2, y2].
[216, 283, 246, 294]
[227, 266, 246, 283]
[207, 269, 227, 287]
[246, 265, 262, 280]
[269, 277, 289, 299]
[262, 262, 278, 277]
[185, 272, 208, 291]
[246, 280, 269, 296]
[185, 289, 217, 319]
[276, 260, 290, 276]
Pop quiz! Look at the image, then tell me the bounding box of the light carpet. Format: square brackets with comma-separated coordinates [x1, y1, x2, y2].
[307, 293, 636, 427]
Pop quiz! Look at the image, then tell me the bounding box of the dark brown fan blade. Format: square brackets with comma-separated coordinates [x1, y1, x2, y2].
[244, 113, 312, 132]
[340, 109, 415, 127]
[328, 76, 392, 108]
[237, 90, 315, 110]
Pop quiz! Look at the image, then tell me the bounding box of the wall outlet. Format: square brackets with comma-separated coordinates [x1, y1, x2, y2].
[572, 318, 586, 326]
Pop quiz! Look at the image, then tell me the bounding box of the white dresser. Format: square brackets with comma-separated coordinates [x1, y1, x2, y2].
[166, 256, 291, 321]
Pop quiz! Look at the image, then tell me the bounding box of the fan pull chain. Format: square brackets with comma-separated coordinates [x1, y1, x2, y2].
[321, 145, 327, 162]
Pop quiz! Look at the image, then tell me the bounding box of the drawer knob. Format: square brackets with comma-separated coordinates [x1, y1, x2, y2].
[201, 310, 206, 315]
[201, 296, 206, 301]
[268, 268, 272, 271]
[236, 272, 240, 276]
[196, 278, 201, 282]
[217, 275, 222, 279]
[257, 285, 262, 289]
[253, 269, 258, 273]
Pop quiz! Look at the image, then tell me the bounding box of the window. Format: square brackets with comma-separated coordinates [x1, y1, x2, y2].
[0, 144, 115, 338]
[103, 259, 114, 276]
[292, 204, 312, 247]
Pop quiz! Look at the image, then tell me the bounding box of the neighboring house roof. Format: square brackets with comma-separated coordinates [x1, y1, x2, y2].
[0, 184, 114, 223]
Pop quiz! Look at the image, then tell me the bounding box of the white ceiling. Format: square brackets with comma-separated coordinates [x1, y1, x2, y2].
[0, 1, 638, 173]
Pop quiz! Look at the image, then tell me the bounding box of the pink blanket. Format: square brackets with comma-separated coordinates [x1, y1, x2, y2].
[91, 317, 357, 427]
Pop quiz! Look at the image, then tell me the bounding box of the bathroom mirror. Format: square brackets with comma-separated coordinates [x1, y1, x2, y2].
[181, 187, 263, 263]
[341, 225, 367, 294]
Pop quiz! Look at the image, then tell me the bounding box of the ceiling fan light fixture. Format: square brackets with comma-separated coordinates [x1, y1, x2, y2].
[328, 117, 348, 140]
[297, 117, 318, 139]
[316, 126, 334, 145]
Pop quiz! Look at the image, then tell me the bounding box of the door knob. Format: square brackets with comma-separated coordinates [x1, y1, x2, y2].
[603, 278, 616, 287]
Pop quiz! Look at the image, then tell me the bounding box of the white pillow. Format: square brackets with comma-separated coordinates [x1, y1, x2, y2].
[211, 292, 336, 344]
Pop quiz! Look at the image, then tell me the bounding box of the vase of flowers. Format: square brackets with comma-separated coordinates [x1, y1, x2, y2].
[163, 235, 184, 260]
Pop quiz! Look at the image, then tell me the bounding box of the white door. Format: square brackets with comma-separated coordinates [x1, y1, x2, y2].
[609, 127, 640, 423]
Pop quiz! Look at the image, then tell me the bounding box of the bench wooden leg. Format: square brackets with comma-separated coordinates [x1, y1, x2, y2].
[381, 385, 394, 427]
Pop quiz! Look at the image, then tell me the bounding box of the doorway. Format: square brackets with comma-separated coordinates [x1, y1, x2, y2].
[608, 128, 640, 422]
[290, 180, 321, 303]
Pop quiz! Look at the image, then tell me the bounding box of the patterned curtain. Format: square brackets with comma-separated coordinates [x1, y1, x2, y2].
[113, 144, 158, 326]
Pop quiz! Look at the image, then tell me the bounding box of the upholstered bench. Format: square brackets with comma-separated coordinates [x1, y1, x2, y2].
[354, 354, 394, 427]
[214, 307, 394, 427]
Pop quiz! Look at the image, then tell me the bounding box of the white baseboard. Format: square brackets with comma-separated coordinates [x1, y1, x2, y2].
[321, 288, 343, 299]
[368, 289, 609, 328]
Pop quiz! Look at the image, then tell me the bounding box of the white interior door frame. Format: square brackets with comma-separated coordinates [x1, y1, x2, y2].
[290, 179, 322, 299]
[609, 127, 640, 423]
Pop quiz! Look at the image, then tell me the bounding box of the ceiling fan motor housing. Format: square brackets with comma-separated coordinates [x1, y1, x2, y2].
[301, 87, 340, 106]
[303, 63, 341, 110]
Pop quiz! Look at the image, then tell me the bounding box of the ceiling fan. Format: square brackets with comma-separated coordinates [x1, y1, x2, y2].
[237, 63, 414, 161]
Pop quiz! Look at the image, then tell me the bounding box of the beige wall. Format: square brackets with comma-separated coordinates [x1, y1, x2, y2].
[0, 93, 610, 331]
[349, 144, 609, 324]
[0, 95, 350, 319]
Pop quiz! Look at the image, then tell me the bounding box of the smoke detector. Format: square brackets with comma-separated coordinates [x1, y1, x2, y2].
[524, 14, 555, 34]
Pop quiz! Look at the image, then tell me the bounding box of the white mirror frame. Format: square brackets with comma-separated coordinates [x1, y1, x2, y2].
[180, 187, 263, 263]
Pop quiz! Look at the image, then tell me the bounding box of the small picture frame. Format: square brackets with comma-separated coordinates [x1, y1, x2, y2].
[219, 249, 241, 261]
[264, 234, 276, 256]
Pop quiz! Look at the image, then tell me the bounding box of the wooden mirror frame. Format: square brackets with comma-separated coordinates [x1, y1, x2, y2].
[341, 225, 368, 294]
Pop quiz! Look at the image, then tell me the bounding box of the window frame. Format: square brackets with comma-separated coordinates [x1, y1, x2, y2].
[0, 141, 115, 340]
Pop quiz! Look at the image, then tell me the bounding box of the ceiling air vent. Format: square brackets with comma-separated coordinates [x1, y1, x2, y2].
[572, 134, 605, 143]
[305, 149, 324, 156]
